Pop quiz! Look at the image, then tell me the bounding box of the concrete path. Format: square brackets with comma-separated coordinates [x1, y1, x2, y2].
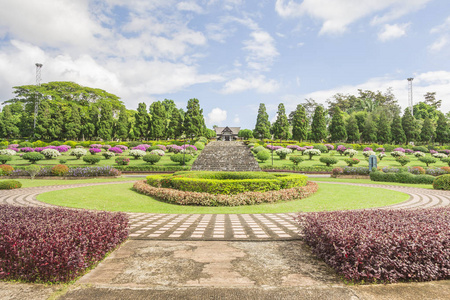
[1, 180, 449, 241]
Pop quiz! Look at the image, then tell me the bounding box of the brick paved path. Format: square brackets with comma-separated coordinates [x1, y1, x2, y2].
[1, 181, 449, 241]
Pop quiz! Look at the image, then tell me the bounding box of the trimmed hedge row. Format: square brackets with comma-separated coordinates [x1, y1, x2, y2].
[260, 165, 333, 173]
[146, 172, 308, 194]
[370, 170, 435, 184]
[0, 205, 128, 283]
[0, 180, 22, 189]
[299, 208, 450, 283]
[133, 180, 318, 206]
[115, 165, 191, 172]
[433, 174, 450, 190]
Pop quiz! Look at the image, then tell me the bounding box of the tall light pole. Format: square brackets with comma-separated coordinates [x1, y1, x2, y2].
[33, 63, 43, 135]
[407, 77, 414, 116]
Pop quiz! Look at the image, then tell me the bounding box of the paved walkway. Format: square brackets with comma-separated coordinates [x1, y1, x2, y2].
[1, 180, 449, 241]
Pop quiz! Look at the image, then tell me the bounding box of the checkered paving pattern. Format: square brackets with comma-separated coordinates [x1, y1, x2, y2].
[1, 180, 449, 241]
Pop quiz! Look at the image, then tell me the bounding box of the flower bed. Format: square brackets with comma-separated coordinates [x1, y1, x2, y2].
[370, 170, 435, 184]
[298, 208, 450, 283]
[133, 180, 318, 206]
[8, 166, 121, 178]
[146, 171, 307, 194]
[0, 205, 128, 283]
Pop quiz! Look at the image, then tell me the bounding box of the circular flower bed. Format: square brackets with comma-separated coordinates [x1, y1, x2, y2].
[133, 171, 317, 206]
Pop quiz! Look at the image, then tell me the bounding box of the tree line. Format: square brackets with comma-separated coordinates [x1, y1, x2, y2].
[0, 82, 214, 141]
[252, 89, 450, 145]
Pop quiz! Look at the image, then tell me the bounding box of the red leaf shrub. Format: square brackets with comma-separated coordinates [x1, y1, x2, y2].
[51, 164, 69, 176]
[0, 205, 128, 283]
[0, 164, 14, 176]
[298, 208, 450, 283]
[133, 180, 318, 206]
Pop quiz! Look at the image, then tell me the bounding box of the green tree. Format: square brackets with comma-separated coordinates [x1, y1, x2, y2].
[361, 114, 377, 143]
[391, 113, 406, 144]
[253, 103, 271, 139]
[167, 108, 184, 139]
[310, 106, 327, 142]
[48, 105, 64, 140]
[97, 101, 113, 141]
[435, 112, 449, 145]
[0, 105, 20, 138]
[354, 111, 367, 133]
[376, 112, 391, 144]
[34, 101, 51, 140]
[291, 104, 308, 142]
[272, 103, 290, 140]
[149, 101, 167, 140]
[420, 116, 435, 143]
[238, 129, 254, 139]
[402, 108, 419, 144]
[329, 107, 347, 142]
[65, 104, 82, 140]
[183, 98, 206, 138]
[115, 105, 129, 140]
[346, 114, 360, 143]
[134, 102, 149, 140]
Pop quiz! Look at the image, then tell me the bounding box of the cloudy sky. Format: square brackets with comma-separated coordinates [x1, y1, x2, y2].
[0, 0, 449, 129]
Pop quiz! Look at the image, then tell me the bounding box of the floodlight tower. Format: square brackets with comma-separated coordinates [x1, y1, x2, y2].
[407, 77, 414, 116]
[33, 63, 43, 131]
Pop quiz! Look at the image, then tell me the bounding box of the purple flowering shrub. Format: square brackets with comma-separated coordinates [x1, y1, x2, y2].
[298, 208, 450, 283]
[336, 145, 346, 155]
[0, 205, 128, 283]
[20, 147, 34, 153]
[266, 145, 283, 151]
[116, 145, 129, 151]
[132, 145, 147, 151]
[167, 145, 183, 153]
[324, 144, 334, 151]
[56, 145, 70, 153]
[405, 149, 414, 154]
[108, 147, 123, 154]
[376, 147, 385, 152]
[89, 148, 102, 155]
[363, 147, 372, 151]
[393, 147, 406, 153]
[89, 144, 102, 149]
[8, 144, 19, 149]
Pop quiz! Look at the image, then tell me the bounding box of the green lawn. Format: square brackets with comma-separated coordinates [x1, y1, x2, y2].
[308, 177, 433, 189]
[37, 182, 410, 214]
[15, 177, 145, 188]
[257, 151, 448, 169]
[5, 150, 197, 167]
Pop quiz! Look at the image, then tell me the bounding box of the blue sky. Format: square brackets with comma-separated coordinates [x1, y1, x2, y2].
[0, 0, 450, 130]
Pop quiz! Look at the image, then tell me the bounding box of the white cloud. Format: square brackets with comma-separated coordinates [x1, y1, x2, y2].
[275, 0, 431, 35]
[428, 16, 450, 52]
[430, 16, 450, 34]
[243, 31, 279, 71]
[428, 36, 449, 52]
[378, 23, 410, 42]
[221, 75, 279, 94]
[177, 2, 204, 13]
[207, 108, 227, 125]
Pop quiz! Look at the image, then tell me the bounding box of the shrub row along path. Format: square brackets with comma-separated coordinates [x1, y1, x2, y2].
[1, 180, 449, 242]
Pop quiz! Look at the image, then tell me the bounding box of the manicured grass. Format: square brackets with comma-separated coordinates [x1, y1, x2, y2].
[309, 177, 433, 189]
[12, 177, 145, 188]
[5, 150, 197, 167]
[37, 182, 410, 214]
[257, 151, 448, 169]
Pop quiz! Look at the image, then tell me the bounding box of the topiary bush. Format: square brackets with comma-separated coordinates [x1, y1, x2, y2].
[396, 156, 410, 166]
[0, 155, 12, 164]
[433, 174, 450, 190]
[102, 151, 115, 159]
[256, 150, 270, 162]
[170, 153, 193, 165]
[343, 157, 360, 166]
[0, 164, 14, 176]
[275, 148, 292, 159]
[0, 180, 22, 189]
[83, 156, 101, 165]
[412, 146, 429, 153]
[22, 152, 45, 164]
[143, 154, 162, 165]
[115, 157, 130, 166]
[304, 149, 321, 160]
[41, 149, 61, 159]
[313, 144, 328, 153]
[194, 142, 205, 150]
[51, 164, 69, 177]
[441, 157, 450, 166]
[289, 155, 304, 165]
[70, 148, 88, 159]
[319, 156, 338, 167]
[418, 156, 437, 167]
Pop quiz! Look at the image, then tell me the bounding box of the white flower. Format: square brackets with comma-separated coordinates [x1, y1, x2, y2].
[432, 153, 448, 159]
[275, 148, 293, 155]
[41, 148, 61, 159]
[304, 149, 321, 156]
[390, 151, 405, 157]
[129, 149, 146, 158]
[0, 149, 17, 156]
[414, 151, 425, 158]
[362, 150, 376, 157]
[150, 149, 165, 156]
[344, 149, 357, 157]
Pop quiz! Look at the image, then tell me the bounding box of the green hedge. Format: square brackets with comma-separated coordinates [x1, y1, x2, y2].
[260, 165, 333, 173]
[0, 180, 22, 189]
[433, 174, 450, 190]
[146, 171, 307, 194]
[115, 165, 190, 172]
[370, 170, 435, 184]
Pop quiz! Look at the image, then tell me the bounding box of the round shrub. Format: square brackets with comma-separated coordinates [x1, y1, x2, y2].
[0, 164, 14, 176]
[304, 149, 321, 160]
[390, 151, 405, 158]
[148, 145, 161, 151]
[70, 148, 88, 159]
[59, 159, 67, 164]
[409, 166, 425, 175]
[414, 151, 425, 158]
[275, 148, 292, 159]
[412, 146, 429, 153]
[343, 149, 357, 157]
[194, 142, 205, 150]
[108, 147, 123, 154]
[115, 157, 130, 165]
[252, 146, 266, 154]
[432, 174, 450, 190]
[22, 152, 44, 164]
[89, 148, 102, 155]
[396, 156, 410, 166]
[0, 180, 22, 189]
[83, 156, 101, 165]
[150, 149, 165, 156]
[418, 156, 437, 167]
[256, 150, 270, 162]
[170, 153, 193, 165]
[332, 167, 344, 177]
[343, 157, 360, 166]
[41, 148, 61, 159]
[129, 149, 145, 159]
[102, 151, 115, 159]
[377, 152, 386, 160]
[143, 154, 162, 165]
[51, 164, 69, 176]
[289, 155, 304, 165]
[362, 150, 376, 158]
[441, 157, 450, 166]
[0, 155, 12, 164]
[314, 144, 328, 153]
[440, 166, 450, 174]
[319, 156, 339, 166]
[19, 142, 33, 148]
[0, 149, 17, 156]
